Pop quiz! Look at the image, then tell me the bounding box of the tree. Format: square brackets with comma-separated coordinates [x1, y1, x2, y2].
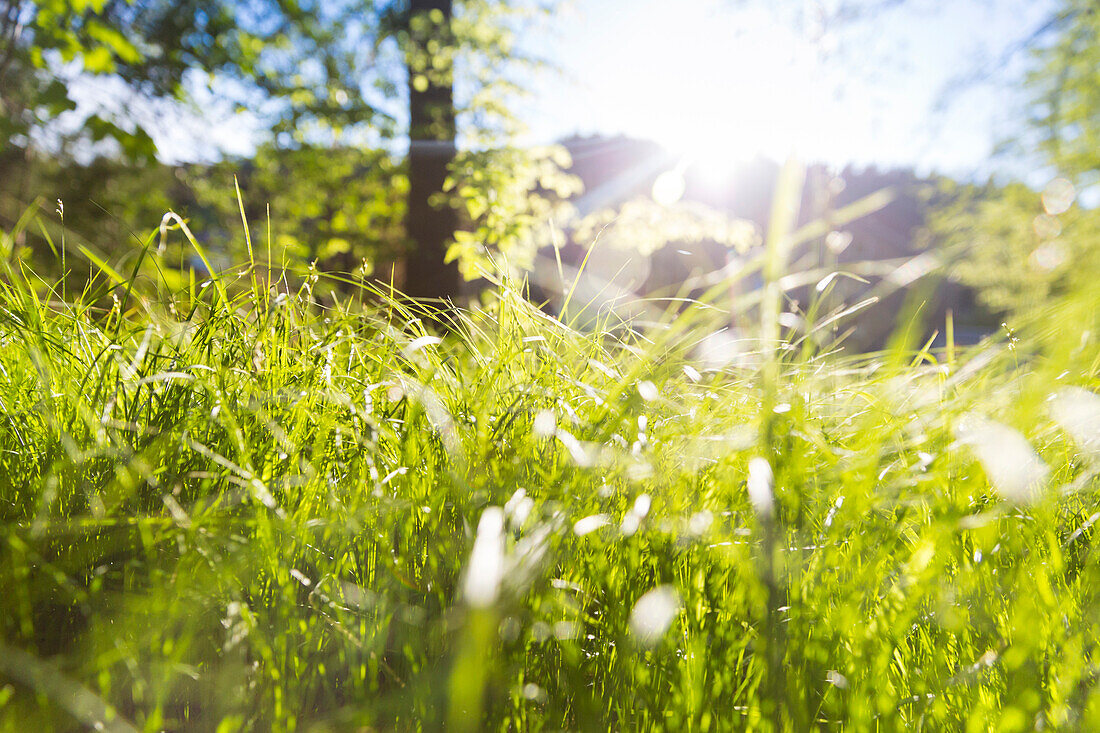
[925, 0, 1100, 320]
[1026, 0, 1100, 181]
[929, 178, 1095, 316]
[394, 0, 578, 302]
[183, 143, 408, 276]
[0, 0, 394, 160]
[3, 0, 571, 304]
[403, 0, 460, 300]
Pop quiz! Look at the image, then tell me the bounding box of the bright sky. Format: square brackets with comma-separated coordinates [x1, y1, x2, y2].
[520, 0, 1058, 178]
[100, 0, 1061, 181]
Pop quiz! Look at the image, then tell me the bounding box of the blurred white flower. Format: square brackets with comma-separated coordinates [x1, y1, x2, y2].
[522, 683, 547, 702]
[955, 415, 1049, 503]
[556, 429, 596, 467]
[504, 488, 534, 527]
[464, 507, 505, 608]
[747, 457, 775, 517]
[574, 514, 612, 537]
[533, 409, 557, 438]
[1050, 387, 1100, 456]
[621, 493, 652, 536]
[629, 585, 681, 646]
[404, 335, 442, 355]
[689, 510, 713, 535]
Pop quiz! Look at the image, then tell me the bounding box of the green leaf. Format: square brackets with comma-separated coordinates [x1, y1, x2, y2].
[82, 46, 115, 74]
[87, 21, 143, 65]
[39, 80, 77, 115]
[119, 127, 158, 163]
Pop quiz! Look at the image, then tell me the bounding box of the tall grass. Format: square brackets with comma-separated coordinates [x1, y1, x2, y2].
[0, 192, 1098, 731]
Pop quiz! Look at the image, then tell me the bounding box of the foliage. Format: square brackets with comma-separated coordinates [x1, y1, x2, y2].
[2, 0, 573, 292]
[573, 197, 759, 258]
[2, 0, 225, 159]
[185, 144, 409, 275]
[0, 200, 1098, 730]
[928, 178, 1099, 317]
[397, 0, 572, 294]
[924, 0, 1100, 321]
[0, 154, 181, 287]
[0, 0, 400, 158]
[1026, 0, 1100, 181]
[445, 144, 581, 279]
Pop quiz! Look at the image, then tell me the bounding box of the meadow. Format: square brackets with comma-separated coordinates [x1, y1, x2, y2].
[0, 201, 1099, 732]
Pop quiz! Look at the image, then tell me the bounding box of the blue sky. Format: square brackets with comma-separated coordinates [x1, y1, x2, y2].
[101, 0, 1062, 180]
[517, 0, 1059, 178]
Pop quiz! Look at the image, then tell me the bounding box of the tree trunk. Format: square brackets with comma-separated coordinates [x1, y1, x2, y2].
[404, 0, 460, 302]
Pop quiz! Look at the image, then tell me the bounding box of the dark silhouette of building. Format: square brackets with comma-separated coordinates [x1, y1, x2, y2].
[540, 134, 991, 350]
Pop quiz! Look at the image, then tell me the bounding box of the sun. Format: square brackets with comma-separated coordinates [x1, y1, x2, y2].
[589, 2, 837, 190]
[651, 17, 822, 163]
[677, 134, 755, 189]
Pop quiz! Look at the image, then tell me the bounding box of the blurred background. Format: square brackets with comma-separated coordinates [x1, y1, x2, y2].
[2, 0, 1097, 346]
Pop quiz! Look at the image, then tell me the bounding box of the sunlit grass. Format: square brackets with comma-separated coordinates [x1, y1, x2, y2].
[0, 197, 1098, 731]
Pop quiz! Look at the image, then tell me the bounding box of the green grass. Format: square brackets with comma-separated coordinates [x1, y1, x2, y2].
[0, 205, 1099, 732]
